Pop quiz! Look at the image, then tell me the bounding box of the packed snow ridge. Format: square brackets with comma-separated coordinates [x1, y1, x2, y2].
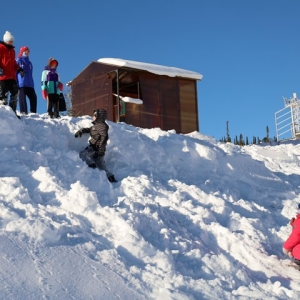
[1, 106, 300, 299]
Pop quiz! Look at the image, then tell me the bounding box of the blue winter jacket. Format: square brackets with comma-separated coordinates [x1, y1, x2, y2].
[16, 56, 34, 88]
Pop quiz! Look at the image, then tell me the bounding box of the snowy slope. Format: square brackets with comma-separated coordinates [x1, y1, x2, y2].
[1, 105, 300, 300]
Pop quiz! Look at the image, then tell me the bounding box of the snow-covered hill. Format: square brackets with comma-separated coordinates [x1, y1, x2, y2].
[1, 106, 300, 299]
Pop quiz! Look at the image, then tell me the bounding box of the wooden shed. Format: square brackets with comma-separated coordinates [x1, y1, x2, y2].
[70, 58, 203, 134]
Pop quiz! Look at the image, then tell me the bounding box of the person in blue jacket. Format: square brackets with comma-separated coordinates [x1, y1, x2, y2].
[41, 58, 63, 118]
[16, 46, 37, 114]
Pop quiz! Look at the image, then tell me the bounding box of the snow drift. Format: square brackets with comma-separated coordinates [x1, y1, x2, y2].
[1, 106, 300, 299]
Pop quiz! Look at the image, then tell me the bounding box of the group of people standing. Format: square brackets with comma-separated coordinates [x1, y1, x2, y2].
[0, 30, 116, 182]
[0, 30, 63, 118]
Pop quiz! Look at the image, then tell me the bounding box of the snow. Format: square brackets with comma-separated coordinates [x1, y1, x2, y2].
[98, 58, 203, 80]
[1, 105, 300, 299]
[121, 97, 143, 104]
[113, 94, 143, 105]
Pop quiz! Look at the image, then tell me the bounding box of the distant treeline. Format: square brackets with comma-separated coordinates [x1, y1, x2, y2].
[219, 122, 277, 145]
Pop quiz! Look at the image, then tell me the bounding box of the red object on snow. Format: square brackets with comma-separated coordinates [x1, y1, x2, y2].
[284, 214, 300, 259]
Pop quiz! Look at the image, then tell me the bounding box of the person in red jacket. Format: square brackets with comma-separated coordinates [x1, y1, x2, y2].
[0, 31, 25, 118]
[283, 204, 300, 267]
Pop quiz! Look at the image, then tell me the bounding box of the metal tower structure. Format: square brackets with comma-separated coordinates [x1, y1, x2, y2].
[275, 93, 300, 141]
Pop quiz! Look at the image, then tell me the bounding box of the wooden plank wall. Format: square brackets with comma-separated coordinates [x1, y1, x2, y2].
[159, 76, 180, 132]
[72, 74, 112, 120]
[179, 79, 198, 133]
[138, 73, 161, 129]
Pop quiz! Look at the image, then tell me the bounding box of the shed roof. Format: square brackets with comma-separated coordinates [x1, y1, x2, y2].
[97, 58, 203, 81]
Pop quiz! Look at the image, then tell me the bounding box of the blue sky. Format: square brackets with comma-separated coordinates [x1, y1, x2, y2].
[3, 0, 300, 141]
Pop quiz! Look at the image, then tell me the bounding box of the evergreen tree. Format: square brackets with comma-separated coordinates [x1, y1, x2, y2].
[246, 136, 249, 145]
[262, 125, 270, 143]
[226, 121, 231, 143]
[239, 134, 244, 146]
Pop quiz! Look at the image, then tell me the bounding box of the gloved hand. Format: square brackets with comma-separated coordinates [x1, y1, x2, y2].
[74, 130, 82, 138]
[290, 217, 295, 225]
[58, 82, 63, 92]
[19, 68, 25, 77]
[98, 147, 105, 157]
[42, 90, 48, 99]
[0, 68, 3, 76]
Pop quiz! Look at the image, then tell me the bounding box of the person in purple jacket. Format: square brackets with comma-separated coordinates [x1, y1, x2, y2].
[41, 58, 63, 118]
[16, 46, 37, 114]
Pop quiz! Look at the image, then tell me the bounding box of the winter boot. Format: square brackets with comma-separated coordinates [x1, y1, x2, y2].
[9, 94, 18, 112]
[9, 99, 20, 118]
[9, 94, 20, 118]
[108, 175, 117, 183]
[53, 111, 60, 118]
[0, 91, 8, 105]
[295, 259, 300, 266]
[0, 87, 7, 105]
[88, 163, 97, 169]
[0, 98, 8, 105]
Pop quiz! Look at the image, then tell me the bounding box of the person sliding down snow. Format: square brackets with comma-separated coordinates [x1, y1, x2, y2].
[283, 203, 300, 269]
[74, 108, 117, 183]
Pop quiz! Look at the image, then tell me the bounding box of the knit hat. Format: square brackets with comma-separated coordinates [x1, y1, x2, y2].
[3, 31, 14, 42]
[18, 46, 30, 58]
[49, 58, 58, 68]
[93, 108, 107, 121]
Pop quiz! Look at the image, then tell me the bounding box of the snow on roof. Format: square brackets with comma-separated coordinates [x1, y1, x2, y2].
[97, 58, 203, 81]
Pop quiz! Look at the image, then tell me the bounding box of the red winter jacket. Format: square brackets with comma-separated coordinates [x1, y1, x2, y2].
[283, 214, 300, 259]
[0, 41, 19, 80]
